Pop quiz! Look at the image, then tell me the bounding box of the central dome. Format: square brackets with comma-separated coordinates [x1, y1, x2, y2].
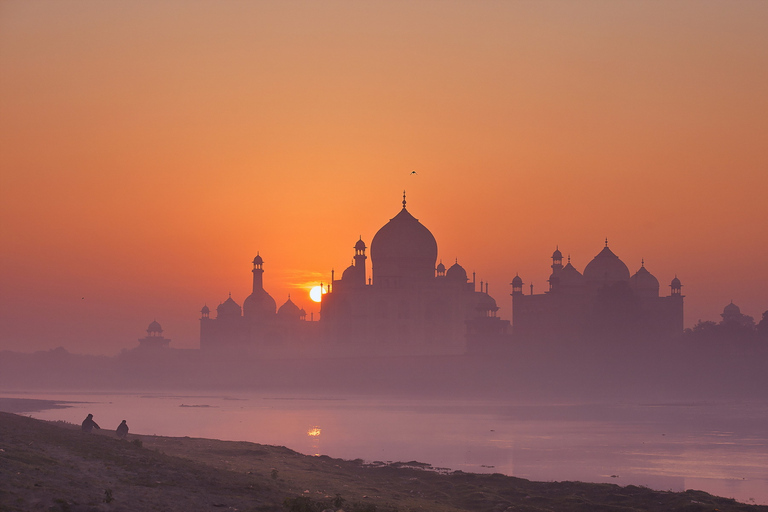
[371, 205, 438, 283]
[583, 244, 630, 287]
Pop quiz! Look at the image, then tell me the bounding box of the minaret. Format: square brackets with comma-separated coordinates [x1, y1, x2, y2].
[252, 253, 265, 293]
[354, 237, 367, 286]
[511, 274, 524, 295]
[549, 246, 563, 292]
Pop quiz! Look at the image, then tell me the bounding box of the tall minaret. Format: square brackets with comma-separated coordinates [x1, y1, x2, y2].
[252, 253, 265, 293]
[549, 246, 563, 292]
[354, 237, 367, 286]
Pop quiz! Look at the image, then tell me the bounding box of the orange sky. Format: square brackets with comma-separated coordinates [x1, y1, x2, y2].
[1, 1, 767, 354]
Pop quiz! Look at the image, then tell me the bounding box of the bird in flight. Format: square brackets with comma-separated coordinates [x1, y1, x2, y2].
[410, 170, 418, 175]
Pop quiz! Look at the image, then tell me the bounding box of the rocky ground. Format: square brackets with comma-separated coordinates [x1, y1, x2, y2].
[1, 408, 766, 512]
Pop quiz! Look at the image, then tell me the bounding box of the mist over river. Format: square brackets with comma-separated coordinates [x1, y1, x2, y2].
[4, 392, 767, 506]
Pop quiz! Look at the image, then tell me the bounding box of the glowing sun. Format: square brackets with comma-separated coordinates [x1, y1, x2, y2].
[309, 286, 325, 303]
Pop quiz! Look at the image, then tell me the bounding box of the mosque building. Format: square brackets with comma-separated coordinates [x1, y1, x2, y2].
[199, 194, 509, 357]
[511, 242, 684, 341]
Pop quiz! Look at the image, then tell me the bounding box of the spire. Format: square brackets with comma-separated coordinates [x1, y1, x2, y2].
[402, 190, 407, 209]
[605, 237, 608, 247]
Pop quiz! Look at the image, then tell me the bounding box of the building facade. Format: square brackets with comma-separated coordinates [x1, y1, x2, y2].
[511, 242, 684, 342]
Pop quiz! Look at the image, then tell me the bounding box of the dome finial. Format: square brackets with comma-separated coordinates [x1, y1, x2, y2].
[605, 237, 608, 247]
[402, 190, 407, 209]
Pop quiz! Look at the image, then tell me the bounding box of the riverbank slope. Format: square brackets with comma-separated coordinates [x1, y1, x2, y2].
[1, 411, 765, 512]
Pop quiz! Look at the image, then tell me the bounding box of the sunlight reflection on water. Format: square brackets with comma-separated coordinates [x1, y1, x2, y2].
[9, 392, 768, 505]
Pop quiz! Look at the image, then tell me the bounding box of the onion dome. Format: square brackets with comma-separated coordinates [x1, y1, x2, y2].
[243, 290, 276, 318]
[217, 295, 242, 318]
[341, 264, 357, 282]
[583, 242, 630, 286]
[723, 301, 741, 316]
[436, 261, 446, 273]
[671, 276, 681, 288]
[630, 261, 660, 297]
[558, 262, 585, 289]
[552, 248, 563, 260]
[511, 274, 523, 287]
[354, 238, 366, 251]
[147, 320, 163, 334]
[475, 292, 498, 313]
[201, 305, 210, 315]
[253, 254, 263, 265]
[446, 260, 468, 282]
[277, 296, 301, 321]
[370, 198, 438, 282]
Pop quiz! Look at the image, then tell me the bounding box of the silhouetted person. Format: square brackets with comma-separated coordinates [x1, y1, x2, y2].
[116, 420, 129, 439]
[81, 413, 100, 433]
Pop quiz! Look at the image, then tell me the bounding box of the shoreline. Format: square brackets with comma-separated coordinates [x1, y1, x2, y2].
[2, 410, 766, 512]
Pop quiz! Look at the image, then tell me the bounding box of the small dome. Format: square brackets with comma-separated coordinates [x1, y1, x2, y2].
[583, 244, 630, 285]
[446, 261, 468, 282]
[552, 248, 563, 260]
[436, 261, 446, 273]
[475, 292, 498, 312]
[511, 274, 523, 287]
[147, 320, 162, 333]
[217, 296, 242, 318]
[341, 264, 357, 282]
[201, 305, 210, 314]
[630, 264, 660, 297]
[558, 263, 584, 288]
[671, 276, 682, 288]
[243, 290, 276, 318]
[354, 238, 366, 251]
[277, 296, 301, 320]
[253, 254, 263, 265]
[723, 301, 741, 315]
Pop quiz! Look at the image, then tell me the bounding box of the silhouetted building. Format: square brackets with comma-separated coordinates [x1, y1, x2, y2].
[199, 194, 509, 357]
[137, 320, 171, 349]
[321, 194, 509, 356]
[511, 241, 683, 342]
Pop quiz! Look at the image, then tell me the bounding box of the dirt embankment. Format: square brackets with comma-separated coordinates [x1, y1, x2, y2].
[1, 411, 765, 512]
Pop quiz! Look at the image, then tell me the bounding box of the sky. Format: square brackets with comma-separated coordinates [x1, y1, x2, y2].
[1, 1, 767, 355]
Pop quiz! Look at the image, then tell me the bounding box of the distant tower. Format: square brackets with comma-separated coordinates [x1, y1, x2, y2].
[549, 246, 563, 292]
[200, 305, 210, 319]
[243, 253, 277, 319]
[354, 237, 367, 286]
[252, 253, 265, 291]
[138, 320, 171, 349]
[511, 274, 524, 295]
[670, 276, 682, 297]
[436, 260, 446, 277]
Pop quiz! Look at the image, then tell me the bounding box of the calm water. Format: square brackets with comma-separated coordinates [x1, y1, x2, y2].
[6, 391, 768, 505]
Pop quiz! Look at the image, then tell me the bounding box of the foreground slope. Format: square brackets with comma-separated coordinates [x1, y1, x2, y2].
[0, 411, 764, 512]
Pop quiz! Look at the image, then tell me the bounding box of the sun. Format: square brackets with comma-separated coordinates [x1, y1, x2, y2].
[309, 286, 325, 303]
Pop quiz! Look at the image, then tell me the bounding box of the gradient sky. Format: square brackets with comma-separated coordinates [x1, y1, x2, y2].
[2, 1, 767, 354]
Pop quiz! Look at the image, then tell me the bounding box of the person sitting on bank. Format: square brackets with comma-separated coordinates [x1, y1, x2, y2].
[116, 420, 129, 439]
[81, 413, 100, 433]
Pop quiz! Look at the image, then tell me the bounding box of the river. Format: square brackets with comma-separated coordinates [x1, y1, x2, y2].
[3, 391, 767, 505]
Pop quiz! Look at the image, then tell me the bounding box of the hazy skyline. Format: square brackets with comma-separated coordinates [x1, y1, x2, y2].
[2, 1, 767, 354]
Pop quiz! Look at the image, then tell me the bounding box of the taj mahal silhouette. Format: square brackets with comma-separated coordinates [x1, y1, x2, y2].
[198, 194, 683, 357]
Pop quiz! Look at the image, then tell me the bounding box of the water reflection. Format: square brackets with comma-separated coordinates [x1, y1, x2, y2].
[7, 392, 768, 506]
[307, 426, 321, 456]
